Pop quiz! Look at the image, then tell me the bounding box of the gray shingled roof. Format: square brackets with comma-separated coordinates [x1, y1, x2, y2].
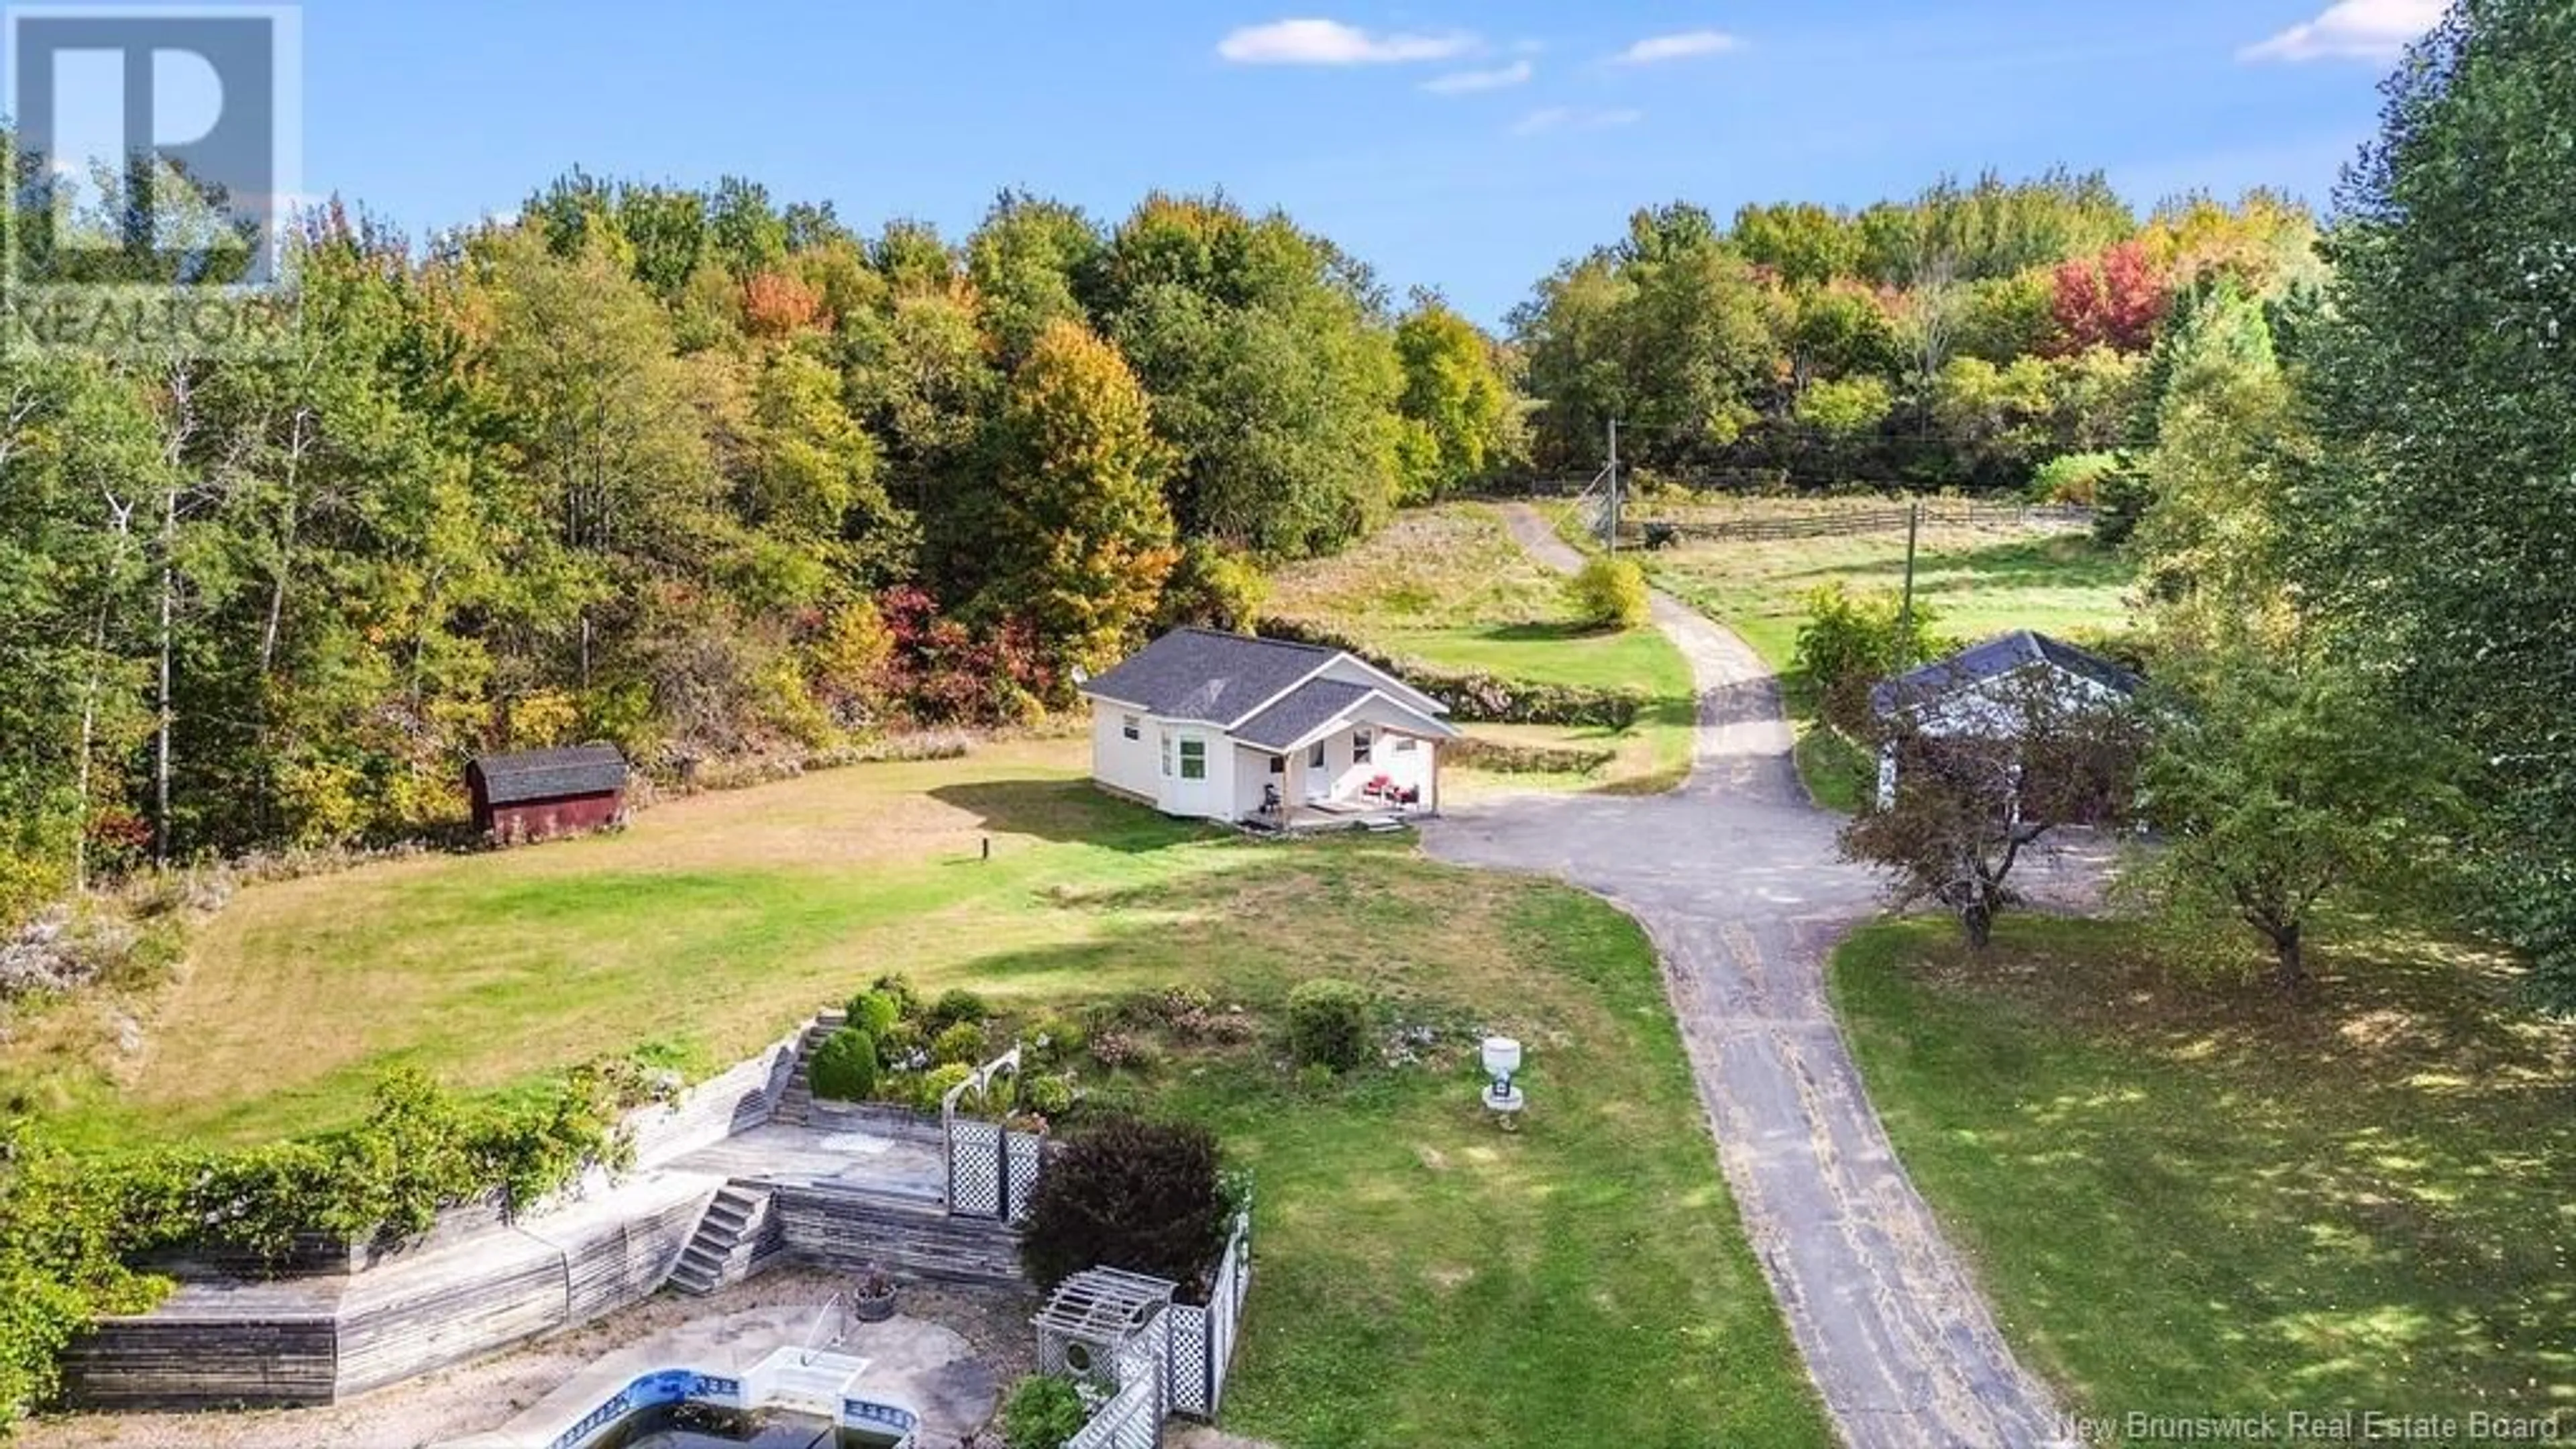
[469, 744, 627, 804]
[1082, 628, 1337, 724]
[1233, 679, 1374, 750]
[1871, 629, 2143, 716]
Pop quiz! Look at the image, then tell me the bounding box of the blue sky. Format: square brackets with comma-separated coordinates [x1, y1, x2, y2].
[294, 0, 2435, 323]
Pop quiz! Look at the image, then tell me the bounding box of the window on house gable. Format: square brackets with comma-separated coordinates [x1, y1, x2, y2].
[1122, 714, 1140, 741]
[1352, 729, 1373, 764]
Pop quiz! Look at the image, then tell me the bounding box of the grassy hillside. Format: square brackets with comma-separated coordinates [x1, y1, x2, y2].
[1833, 914, 2576, 1424]
[1268, 504, 1697, 794]
[1646, 522, 2133, 671]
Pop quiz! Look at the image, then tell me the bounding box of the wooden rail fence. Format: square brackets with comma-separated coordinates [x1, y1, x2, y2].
[1629, 500, 2094, 545]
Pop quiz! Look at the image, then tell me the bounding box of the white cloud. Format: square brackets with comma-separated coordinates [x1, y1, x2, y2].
[2240, 0, 2442, 62]
[1422, 60, 1533, 95]
[1610, 30, 1741, 65]
[1217, 18, 1477, 66]
[1511, 106, 1644, 137]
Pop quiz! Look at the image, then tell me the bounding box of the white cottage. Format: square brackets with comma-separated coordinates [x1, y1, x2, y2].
[1080, 628, 1460, 828]
[1870, 629, 2143, 809]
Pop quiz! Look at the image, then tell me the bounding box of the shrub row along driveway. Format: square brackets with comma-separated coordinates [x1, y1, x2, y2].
[1423, 506, 2066, 1448]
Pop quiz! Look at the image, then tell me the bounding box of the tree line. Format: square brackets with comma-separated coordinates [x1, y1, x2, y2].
[1508, 170, 2318, 492]
[0, 175, 1520, 914]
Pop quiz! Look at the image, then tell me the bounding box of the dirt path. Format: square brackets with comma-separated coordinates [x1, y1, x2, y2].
[1421, 505, 2067, 1448]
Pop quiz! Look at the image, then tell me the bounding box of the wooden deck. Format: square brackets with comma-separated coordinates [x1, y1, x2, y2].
[1246, 800, 1424, 834]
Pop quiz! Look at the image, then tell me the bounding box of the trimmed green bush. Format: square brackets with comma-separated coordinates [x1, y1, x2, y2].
[869, 972, 921, 1019]
[1018, 1114, 1234, 1293]
[1566, 555, 1651, 631]
[931, 1020, 988, 1066]
[1287, 977, 1373, 1073]
[916, 1061, 975, 1111]
[1001, 1373, 1089, 1449]
[808, 1027, 881, 1102]
[844, 989, 902, 1038]
[1792, 581, 1950, 734]
[926, 987, 990, 1034]
[1022, 1073, 1077, 1118]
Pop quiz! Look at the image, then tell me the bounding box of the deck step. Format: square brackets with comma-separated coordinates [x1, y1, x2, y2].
[668, 1185, 778, 1297]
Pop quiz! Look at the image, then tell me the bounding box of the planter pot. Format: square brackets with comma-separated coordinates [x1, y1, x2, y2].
[853, 1289, 897, 1323]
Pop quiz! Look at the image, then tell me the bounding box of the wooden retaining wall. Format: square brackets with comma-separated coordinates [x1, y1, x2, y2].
[775, 1184, 1028, 1291]
[626, 1028, 801, 1169]
[61, 1309, 337, 1410]
[64, 1178, 715, 1409]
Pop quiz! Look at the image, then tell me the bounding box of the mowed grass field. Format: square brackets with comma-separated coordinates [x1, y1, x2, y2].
[5, 744, 1829, 1446]
[1639, 511, 2133, 669]
[1267, 504, 1697, 794]
[1833, 914, 2576, 1428]
[1623, 502, 2135, 809]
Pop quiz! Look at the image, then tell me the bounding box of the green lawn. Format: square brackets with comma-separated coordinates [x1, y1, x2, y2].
[1636, 515, 2134, 810]
[1269, 504, 1697, 794]
[1833, 914, 2576, 1428]
[7, 745, 1829, 1444]
[1141, 873, 1829, 1447]
[1646, 524, 2133, 673]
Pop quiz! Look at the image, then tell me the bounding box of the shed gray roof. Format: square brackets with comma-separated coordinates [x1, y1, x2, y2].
[1234, 679, 1375, 750]
[1081, 628, 1339, 724]
[1871, 630, 2143, 717]
[468, 744, 627, 804]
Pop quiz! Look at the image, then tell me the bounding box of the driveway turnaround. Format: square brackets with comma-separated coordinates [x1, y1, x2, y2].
[1421, 506, 2068, 1448]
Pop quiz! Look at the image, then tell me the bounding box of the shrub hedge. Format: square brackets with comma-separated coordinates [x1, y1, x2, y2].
[0, 1061, 651, 1430]
[809, 1027, 881, 1102]
[1256, 618, 1648, 729]
[1446, 737, 1618, 775]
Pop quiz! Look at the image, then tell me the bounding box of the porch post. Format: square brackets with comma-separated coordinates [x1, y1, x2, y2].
[1284, 749, 1305, 822]
[1426, 739, 1440, 816]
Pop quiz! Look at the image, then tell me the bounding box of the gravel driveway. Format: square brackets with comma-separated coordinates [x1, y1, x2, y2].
[1420, 506, 2068, 1448]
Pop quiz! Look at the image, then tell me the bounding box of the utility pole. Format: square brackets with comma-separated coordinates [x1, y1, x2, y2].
[1605, 417, 1621, 552]
[1896, 499, 1921, 669]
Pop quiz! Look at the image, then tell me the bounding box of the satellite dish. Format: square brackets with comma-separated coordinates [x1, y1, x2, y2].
[1071, 665, 1090, 685]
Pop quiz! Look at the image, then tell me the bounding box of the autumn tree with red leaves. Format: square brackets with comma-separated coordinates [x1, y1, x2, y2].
[2049, 240, 2168, 354]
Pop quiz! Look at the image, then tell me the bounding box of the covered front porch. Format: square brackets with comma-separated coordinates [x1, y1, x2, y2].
[1234, 708, 1449, 833]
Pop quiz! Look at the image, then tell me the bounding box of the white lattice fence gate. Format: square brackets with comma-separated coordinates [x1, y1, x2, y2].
[1006, 1130, 1045, 1223]
[943, 1046, 1032, 1219]
[945, 1116, 1004, 1218]
[1167, 1210, 1251, 1421]
[1066, 1377, 1159, 1449]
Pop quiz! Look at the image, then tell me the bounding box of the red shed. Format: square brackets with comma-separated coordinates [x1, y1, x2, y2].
[466, 744, 629, 845]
